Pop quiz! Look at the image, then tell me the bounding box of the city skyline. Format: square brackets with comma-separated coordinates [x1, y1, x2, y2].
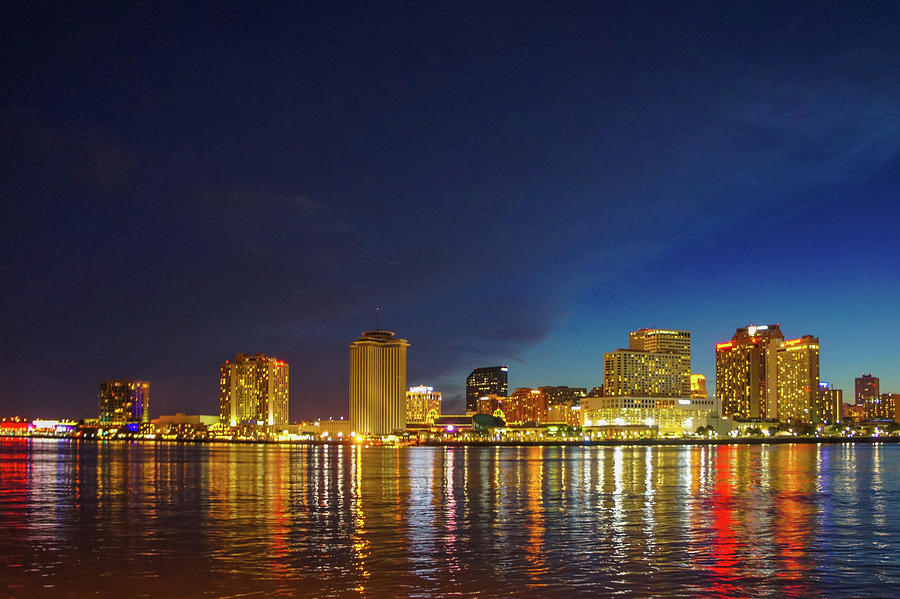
[2, 3, 900, 420]
[3, 318, 892, 424]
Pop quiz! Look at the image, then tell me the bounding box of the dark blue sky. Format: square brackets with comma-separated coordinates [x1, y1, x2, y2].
[2, 2, 898, 419]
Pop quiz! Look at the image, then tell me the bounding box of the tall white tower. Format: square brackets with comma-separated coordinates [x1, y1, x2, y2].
[349, 328, 408, 436]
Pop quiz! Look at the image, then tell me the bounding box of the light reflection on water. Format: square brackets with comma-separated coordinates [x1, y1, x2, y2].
[2, 439, 900, 597]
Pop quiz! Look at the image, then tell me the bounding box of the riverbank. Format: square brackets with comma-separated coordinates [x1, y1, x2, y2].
[422, 435, 900, 447]
[4, 433, 899, 448]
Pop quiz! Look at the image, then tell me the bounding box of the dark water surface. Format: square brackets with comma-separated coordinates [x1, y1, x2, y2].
[1, 439, 899, 598]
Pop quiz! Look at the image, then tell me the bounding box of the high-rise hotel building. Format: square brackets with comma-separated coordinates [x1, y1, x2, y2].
[604, 329, 691, 398]
[775, 336, 820, 424]
[349, 330, 409, 436]
[99, 379, 150, 424]
[465, 365, 509, 413]
[219, 353, 289, 428]
[406, 385, 441, 424]
[716, 324, 785, 420]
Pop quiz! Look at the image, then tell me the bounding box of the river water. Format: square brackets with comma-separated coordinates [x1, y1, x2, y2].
[1, 438, 898, 597]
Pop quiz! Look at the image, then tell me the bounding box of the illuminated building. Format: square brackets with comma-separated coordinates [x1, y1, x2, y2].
[219, 353, 289, 428]
[99, 379, 150, 424]
[775, 336, 820, 424]
[715, 324, 785, 420]
[843, 403, 865, 422]
[866, 392, 894, 421]
[431, 415, 474, 435]
[291, 419, 352, 437]
[538, 385, 587, 406]
[886, 393, 900, 423]
[855, 373, 882, 419]
[349, 329, 409, 436]
[152, 413, 218, 435]
[603, 350, 687, 397]
[546, 400, 581, 426]
[690, 374, 708, 399]
[816, 383, 842, 425]
[476, 394, 506, 418]
[581, 396, 720, 437]
[465, 365, 508, 413]
[855, 373, 880, 404]
[629, 328, 691, 396]
[406, 385, 442, 424]
[505, 388, 549, 424]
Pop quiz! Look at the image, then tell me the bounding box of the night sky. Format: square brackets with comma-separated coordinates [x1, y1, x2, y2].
[2, 2, 898, 420]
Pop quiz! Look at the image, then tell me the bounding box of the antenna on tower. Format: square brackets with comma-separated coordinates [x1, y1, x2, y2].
[376, 307, 381, 331]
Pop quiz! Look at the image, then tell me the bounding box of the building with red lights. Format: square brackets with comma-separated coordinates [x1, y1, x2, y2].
[219, 353, 289, 428]
[465, 366, 509, 414]
[715, 324, 784, 420]
[854, 373, 884, 420]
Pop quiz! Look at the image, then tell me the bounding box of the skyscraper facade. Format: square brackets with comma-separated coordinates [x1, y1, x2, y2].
[219, 353, 289, 427]
[99, 379, 150, 424]
[603, 350, 687, 397]
[406, 385, 441, 424]
[775, 336, 820, 424]
[349, 330, 409, 436]
[629, 329, 691, 396]
[465, 365, 508, 413]
[715, 324, 785, 420]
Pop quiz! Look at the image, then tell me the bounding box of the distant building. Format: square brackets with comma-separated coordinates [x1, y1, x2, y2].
[465, 365, 508, 414]
[582, 396, 720, 437]
[886, 393, 900, 423]
[843, 403, 866, 422]
[716, 324, 785, 420]
[630, 328, 691, 355]
[152, 413, 218, 435]
[349, 329, 409, 436]
[538, 386, 587, 406]
[99, 379, 150, 424]
[546, 401, 581, 426]
[406, 385, 442, 424]
[867, 392, 895, 421]
[603, 350, 687, 398]
[690, 374, 708, 399]
[219, 353, 289, 428]
[292, 419, 352, 437]
[855, 374, 884, 420]
[505, 388, 549, 424]
[629, 329, 691, 396]
[476, 394, 507, 418]
[775, 336, 820, 424]
[855, 373, 880, 405]
[817, 383, 842, 425]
